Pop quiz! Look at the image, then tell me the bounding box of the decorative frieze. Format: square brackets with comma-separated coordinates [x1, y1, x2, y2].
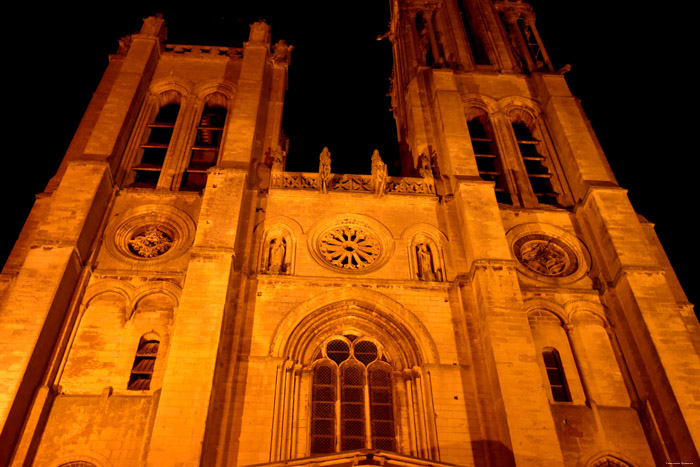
[271, 171, 435, 196]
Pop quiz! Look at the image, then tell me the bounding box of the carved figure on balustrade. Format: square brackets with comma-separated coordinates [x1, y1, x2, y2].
[370, 150, 388, 197]
[418, 153, 433, 179]
[318, 147, 332, 194]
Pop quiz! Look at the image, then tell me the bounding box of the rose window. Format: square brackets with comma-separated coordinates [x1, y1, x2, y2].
[319, 226, 380, 270]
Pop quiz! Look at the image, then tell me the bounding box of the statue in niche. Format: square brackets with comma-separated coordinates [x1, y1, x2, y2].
[416, 243, 439, 282]
[318, 147, 332, 194]
[263, 236, 288, 275]
[371, 150, 388, 197]
[418, 153, 433, 179]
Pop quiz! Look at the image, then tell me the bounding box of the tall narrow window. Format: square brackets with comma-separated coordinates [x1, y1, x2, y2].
[512, 121, 558, 205]
[369, 365, 396, 451]
[542, 348, 571, 402]
[340, 364, 365, 450]
[132, 103, 180, 188]
[181, 95, 227, 191]
[309, 337, 396, 454]
[310, 364, 337, 454]
[127, 337, 159, 390]
[468, 115, 511, 204]
[457, 0, 491, 65]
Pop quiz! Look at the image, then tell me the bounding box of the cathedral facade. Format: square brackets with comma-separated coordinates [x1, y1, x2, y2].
[1, 2, 698, 467]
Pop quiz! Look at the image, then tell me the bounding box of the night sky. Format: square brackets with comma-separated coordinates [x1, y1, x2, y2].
[4, 3, 695, 308]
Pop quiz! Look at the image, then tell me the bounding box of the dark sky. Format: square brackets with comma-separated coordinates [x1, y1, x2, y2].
[4, 3, 696, 308]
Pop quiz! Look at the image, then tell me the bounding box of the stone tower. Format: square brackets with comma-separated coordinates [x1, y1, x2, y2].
[1, 3, 698, 467]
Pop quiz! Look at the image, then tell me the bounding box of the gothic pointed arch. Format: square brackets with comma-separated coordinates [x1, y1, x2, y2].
[269, 287, 438, 366]
[268, 288, 440, 460]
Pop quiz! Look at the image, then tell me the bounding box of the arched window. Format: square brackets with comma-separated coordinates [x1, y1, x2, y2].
[180, 93, 228, 191]
[542, 348, 571, 402]
[59, 463, 97, 467]
[310, 337, 396, 454]
[130, 95, 181, 188]
[467, 113, 512, 204]
[511, 120, 559, 205]
[127, 336, 160, 390]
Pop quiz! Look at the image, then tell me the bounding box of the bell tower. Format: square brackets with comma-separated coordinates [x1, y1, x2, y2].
[388, 0, 699, 465]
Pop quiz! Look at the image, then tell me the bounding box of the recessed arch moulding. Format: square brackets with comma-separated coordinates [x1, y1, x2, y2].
[270, 287, 439, 368]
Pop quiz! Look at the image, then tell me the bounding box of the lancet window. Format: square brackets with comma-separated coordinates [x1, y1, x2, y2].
[467, 113, 511, 204]
[456, 0, 492, 66]
[511, 120, 559, 205]
[180, 94, 228, 191]
[310, 337, 396, 454]
[131, 100, 180, 188]
[542, 348, 571, 402]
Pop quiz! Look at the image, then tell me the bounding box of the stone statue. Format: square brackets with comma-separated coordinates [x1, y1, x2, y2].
[417, 243, 437, 282]
[266, 237, 287, 274]
[418, 153, 433, 179]
[318, 147, 332, 194]
[371, 150, 388, 197]
[272, 40, 293, 65]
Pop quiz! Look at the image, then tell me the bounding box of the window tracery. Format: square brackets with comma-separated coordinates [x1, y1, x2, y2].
[310, 337, 396, 454]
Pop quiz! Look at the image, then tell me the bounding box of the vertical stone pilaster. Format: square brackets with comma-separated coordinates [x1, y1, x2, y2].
[0, 162, 113, 464]
[146, 169, 246, 467]
[580, 187, 700, 462]
[431, 69, 480, 183]
[454, 181, 563, 466]
[220, 21, 271, 167]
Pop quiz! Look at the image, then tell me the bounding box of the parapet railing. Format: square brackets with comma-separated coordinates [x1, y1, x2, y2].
[270, 171, 436, 196]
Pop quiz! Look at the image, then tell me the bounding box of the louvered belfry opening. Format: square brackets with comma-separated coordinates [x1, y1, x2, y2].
[181, 95, 227, 191]
[542, 348, 571, 402]
[132, 102, 180, 188]
[127, 337, 159, 390]
[310, 337, 396, 454]
[468, 115, 512, 204]
[511, 121, 559, 205]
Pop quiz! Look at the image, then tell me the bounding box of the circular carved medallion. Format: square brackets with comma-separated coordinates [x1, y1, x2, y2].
[513, 234, 578, 277]
[507, 223, 591, 284]
[308, 215, 393, 274]
[128, 226, 174, 258]
[105, 205, 195, 265]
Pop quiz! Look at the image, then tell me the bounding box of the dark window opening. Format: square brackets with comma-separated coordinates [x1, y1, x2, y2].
[468, 117, 511, 204]
[340, 364, 365, 451]
[543, 348, 571, 402]
[128, 337, 159, 391]
[132, 103, 180, 188]
[310, 364, 337, 454]
[512, 121, 558, 205]
[518, 19, 544, 70]
[310, 337, 396, 454]
[457, 1, 491, 65]
[181, 104, 227, 191]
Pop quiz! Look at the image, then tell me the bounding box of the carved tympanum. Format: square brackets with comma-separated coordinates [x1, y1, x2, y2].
[319, 225, 380, 270]
[513, 234, 577, 277]
[127, 226, 173, 258]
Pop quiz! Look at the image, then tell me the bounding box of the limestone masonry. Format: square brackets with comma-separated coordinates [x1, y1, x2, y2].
[1, 2, 698, 466]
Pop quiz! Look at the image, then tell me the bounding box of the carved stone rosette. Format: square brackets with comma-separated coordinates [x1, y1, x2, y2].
[507, 223, 590, 284]
[308, 215, 394, 274]
[104, 205, 196, 265]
